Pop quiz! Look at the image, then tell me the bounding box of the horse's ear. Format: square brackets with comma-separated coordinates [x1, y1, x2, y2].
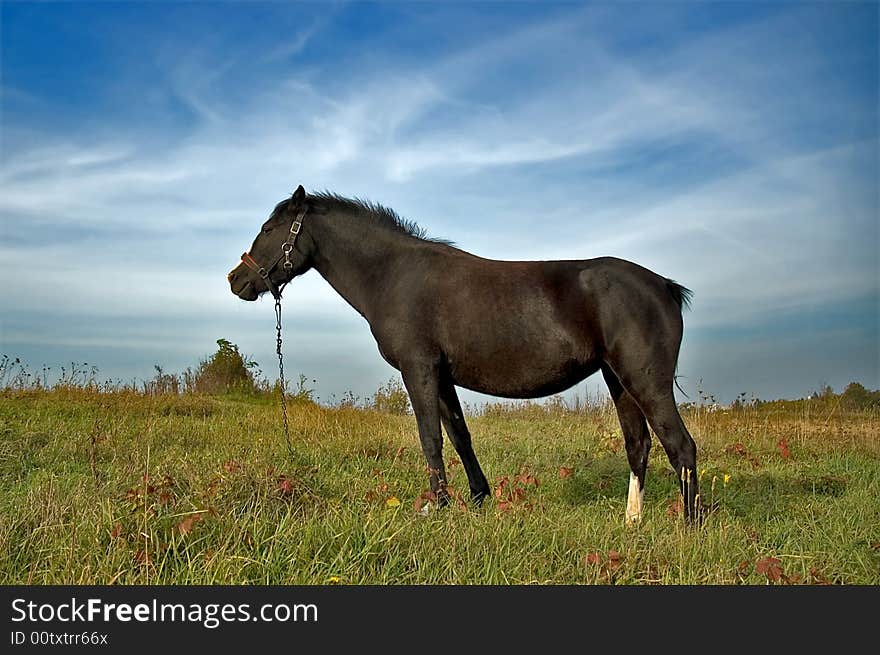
[291, 185, 306, 206]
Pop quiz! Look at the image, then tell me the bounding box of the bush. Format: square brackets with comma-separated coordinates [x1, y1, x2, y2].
[193, 339, 258, 394]
[274, 373, 316, 405]
[841, 382, 880, 409]
[372, 377, 411, 415]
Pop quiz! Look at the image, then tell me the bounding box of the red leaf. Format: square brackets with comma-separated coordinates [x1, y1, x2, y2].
[176, 514, 202, 535]
[223, 460, 241, 474]
[413, 489, 435, 512]
[559, 467, 574, 479]
[809, 567, 832, 585]
[446, 485, 468, 512]
[277, 477, 294, 496]
[133, 549, 152, 566]
[756, 556, 784, 582]
[667, 498, 683, 517]
[584, 552, 602, 566]
[606, 550, 623, 570]
[725, 442, 761, 468]
[205, 477, 221, 497]
[777, 438, 791, 460]
[494, 469, 540, 510]
[109, 523, 122, 539]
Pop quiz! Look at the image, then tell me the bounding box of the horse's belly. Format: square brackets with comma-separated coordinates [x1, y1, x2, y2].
[447, 342, 599, 399]
[434, 261, 602, 397]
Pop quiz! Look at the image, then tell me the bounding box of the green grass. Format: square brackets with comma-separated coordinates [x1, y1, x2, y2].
[0, 389, 877, 584]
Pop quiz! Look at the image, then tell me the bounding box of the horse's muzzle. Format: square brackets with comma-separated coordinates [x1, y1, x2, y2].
[228, 265, 260, 301]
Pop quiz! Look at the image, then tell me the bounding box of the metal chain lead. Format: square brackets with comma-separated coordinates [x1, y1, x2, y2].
[275, 297, 294, 459]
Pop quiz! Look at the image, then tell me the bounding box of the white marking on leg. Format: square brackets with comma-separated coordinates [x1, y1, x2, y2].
[626, 472, 644, 524]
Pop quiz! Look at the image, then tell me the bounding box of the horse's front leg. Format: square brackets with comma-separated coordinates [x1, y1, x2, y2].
[401, 360, 449, 506]
[439, 381, 490, 505]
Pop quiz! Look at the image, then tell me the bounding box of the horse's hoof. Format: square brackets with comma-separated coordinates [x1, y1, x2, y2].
[471, 488, 491, 506]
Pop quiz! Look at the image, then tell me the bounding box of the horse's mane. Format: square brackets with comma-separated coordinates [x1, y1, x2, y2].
[309, 192, 453, 245]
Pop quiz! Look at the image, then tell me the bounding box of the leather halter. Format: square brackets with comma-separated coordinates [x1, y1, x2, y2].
[240, 205, 307, 299]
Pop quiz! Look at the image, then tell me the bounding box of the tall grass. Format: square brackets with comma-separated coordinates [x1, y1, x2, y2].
[0, 355, 877, 584]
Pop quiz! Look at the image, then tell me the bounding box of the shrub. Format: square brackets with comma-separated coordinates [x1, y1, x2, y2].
[146, 365, 180, 395]
[372, 377, 411, 415]
[841, 382, 880, 409]
[273, 373, 316, 405]
[193, 339, 258, 394]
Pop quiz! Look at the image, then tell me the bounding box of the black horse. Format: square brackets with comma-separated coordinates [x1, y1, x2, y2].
[228, 186, 699, 522]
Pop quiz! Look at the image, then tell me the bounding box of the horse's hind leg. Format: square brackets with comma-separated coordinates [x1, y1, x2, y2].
[605, 341, 699, 522]
[602, 365, 651, 523]
[439, 381, 491, 504]
[617, 370, 699, 522]
[644, 394, 698, 521]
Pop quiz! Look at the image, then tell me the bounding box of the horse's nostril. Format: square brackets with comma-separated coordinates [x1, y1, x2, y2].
[227, 271, 237, 282]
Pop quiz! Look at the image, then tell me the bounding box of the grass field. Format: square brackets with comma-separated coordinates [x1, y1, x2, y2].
[1, 386, 878, 584]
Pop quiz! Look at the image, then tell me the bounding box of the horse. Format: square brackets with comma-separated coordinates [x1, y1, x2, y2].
[228, 185, 700, 522]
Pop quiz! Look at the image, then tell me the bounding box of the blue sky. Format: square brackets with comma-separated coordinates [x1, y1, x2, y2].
[1, 1, 877, 405]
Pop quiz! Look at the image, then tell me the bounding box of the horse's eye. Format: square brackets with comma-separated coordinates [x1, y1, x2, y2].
[262, 225, 273, 234]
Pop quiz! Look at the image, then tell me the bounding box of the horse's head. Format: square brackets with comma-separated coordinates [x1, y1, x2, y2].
[227, 185, 314, 301]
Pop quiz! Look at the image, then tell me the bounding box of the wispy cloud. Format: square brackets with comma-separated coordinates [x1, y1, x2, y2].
[1, 2, 876, 401]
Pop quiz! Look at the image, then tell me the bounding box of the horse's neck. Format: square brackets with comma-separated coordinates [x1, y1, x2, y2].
[309, 211, 409, 321]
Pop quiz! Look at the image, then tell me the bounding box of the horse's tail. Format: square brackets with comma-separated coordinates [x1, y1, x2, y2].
[665, 278, 693, 396]
[665, 278, 693, 313]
